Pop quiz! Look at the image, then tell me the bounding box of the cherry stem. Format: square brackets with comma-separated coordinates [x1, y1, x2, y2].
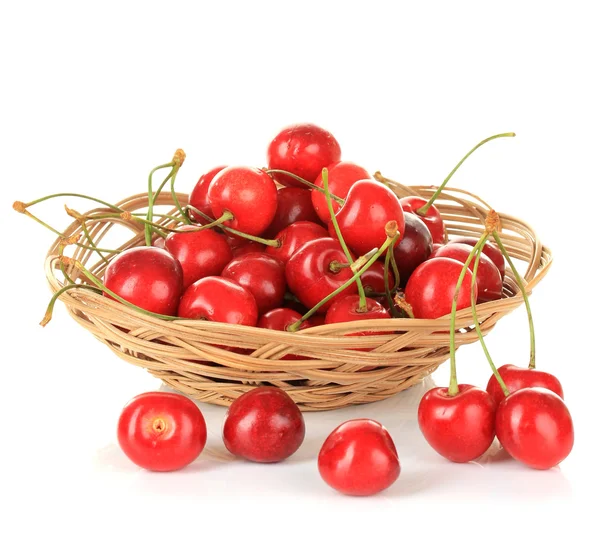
[80, 221, 109, 264]
[145, 162, 175, 246]
[470, 239, 510, 396]
[384, 236, 401, 316]
[265, 169, 345, 204]
[492, 230, 536, 369]
[185, 205, 280, 247]
[15, 193, 122, 212]
[393, 295, 415, 319]
[448, 232, 489, 396]
[288, 223, 399, 331]
[40, 284, 102, 326]
[417, 132, 516, 216]
[170, 166, 191, 225]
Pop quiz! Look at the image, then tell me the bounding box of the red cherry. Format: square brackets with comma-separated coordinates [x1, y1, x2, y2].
[264, 187, 321, 238]
[231, 241, 266, 258]
[189, 165, 227, 222]
[330, 180, 405, 256]
[258, 308, 311, 360]
[405, 257, 477, 319]
[318, 419, 400, 496]
[325, 295, 390, 336]
[496, 387, 574, 470]
[487, 364, 564, 407]
[311, 162, 371, 223]
[103, 246, 183, 316]
[393, 212, 433, 286]
[418, 385, 496, 463]
[285, 237, 358, 312]
[450, 236, 506, 280]
[400, 196, 446, 244]
[221, 253, 286, 315]
[178, 276, 258, 326]
[267, 123, 341, 187]
[222, 387, 305, 462]
[307, 315, 326, 327]
[208, 166, 278, 236]
[165, 226, 232, 289]
[361, 260, 394, 295]
[266, 221, 329, 264]
[430, 243, 443, 257]
[433, 243, 503, 303]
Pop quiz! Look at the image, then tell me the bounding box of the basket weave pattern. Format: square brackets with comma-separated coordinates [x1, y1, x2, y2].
[45, 181, 552, 411]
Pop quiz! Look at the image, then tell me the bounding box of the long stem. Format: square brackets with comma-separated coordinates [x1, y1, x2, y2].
[145, 163, 174, 246]
[170, 167, 191, 224]
[16, 193, 123, 212]
[384, 235, 401, 316]
[288, 224, 399, 331]
[492, 230, 536, 368]
[322, 168, 367, 311]
[40, 284, 102, 326]
[447, 232, 489, 396]
[470, 239, 510, 396]
[418, 132, 516, 215]
[81, 221, 109, 264]
[265, 169, 345, 204]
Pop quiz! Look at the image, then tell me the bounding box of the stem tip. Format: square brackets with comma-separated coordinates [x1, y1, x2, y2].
[173, 149, 186, 167]
[13, 201, 27, 213]
[385, 220, 398, 238]
[485, 210, 501, 234]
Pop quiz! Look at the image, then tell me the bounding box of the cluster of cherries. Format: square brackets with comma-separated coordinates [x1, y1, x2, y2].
[16, 122, 573, 494]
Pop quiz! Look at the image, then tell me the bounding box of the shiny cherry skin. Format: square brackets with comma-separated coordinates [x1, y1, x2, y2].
[418, 384, 496, 463]
[264, 187, 321, 238]
[329, 180, 405, 256]
[223, 387, 305, 462]
[405, 257, 477, 319]
[325, 295, 391, 336]
[208, 166, 278, 236]
[231, 241, 266, 258]
[117, 392, 207, 472]
[393, 212, 433, 286]
[496, 387, 574, 470]
[266, 221, 329, 265]
[318, 419, 400, 496]
[450, 236, 506, 280]
[165, 226, 232, 289]
[178, 276, 258, 326]
[221, 252, 286, 314]
[400, 196, 445, 244]
[486, 364, 564, 407]
[189, 165, 227, 222]
[103, 246, 183, 316]
[267, 123, 341, 187]
[286, 237, 358, 312]
[258, 308, 311, 360]
[361, 260, 394, 295]
[311, 162, 371, 223]
[433, 243, 503, 303]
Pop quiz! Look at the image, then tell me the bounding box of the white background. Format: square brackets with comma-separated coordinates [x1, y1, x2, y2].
[1, 1, 599, 534]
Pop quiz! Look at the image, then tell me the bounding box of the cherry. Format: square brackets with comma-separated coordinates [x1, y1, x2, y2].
[311, 162, 370, 223]
[222, 387, 305, 462]
[264, 187, 321, 238]
[266, 221, 329, 264]
[393, 212, 433, 286]
[318, 419, 400, 496]
[496, 388, 574, 470]
[325, 295, 390, 336]
[221, 252, 286, 314]
[285, 237, 357, 312]
[258, 308, 312, 360]
[400, 196, 446, 244]
[267, 123, 341, 187]
[208, 166, 278, 236]
[231, 241, 266, 258]
[330, 180, 405, 256]
[361, 260, 394, 295]
[103, 246, 183, 316]
[450, 236, 505, 280]
[418, 385, 496, 462]
[433, 243, 503, 302]
[188, 165, 227, 223]
[165, 226, 232, 289]
[307, 315, 326, 327]
[405, 257, 477, 319]
[486, 364, 564, 407]
[178, 276, 258, 326]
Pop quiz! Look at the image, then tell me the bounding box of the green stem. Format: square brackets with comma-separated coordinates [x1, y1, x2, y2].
[492, 230, 536, 369]
[470, 239, 510, 396]
[145, 163, 175, 246]
[447, 232, 489, 396]
[18, 193, 123, 212]
[170, 167, 191, 224]
[418, 132, 516, 215]
[81, 221, 109, 264]
[40, 284, 102, 326]
[265, 169, 345, 204]
[384, 236, 401, 316]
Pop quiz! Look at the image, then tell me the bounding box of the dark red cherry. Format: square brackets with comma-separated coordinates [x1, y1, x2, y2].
[400, 196, 445, 244]
[267, 123, 341, 187]
[450, 236, 506, 280]
[103, 246, 183, 316]
[361, 260, 394, 295]
[165, 226, 232, 289]
[189, 165, 227, 222]
[311, 162, 371, 223]
[393, 212, 433, 286]
[264, 187, 321, 238]
[266, 221, 329, 265]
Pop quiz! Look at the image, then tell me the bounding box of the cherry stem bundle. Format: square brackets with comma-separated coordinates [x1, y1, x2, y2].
[265, 169, 345, 205]
[417, 132, 516, 216]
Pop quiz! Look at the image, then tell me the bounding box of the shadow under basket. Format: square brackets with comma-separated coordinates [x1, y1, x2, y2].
[45, 181, 551, 411]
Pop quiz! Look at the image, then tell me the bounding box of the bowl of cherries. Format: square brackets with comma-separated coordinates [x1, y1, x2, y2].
[16, 123, 552, 415]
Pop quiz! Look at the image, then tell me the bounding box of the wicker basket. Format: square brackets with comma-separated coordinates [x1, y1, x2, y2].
[45, 180, 552, 411]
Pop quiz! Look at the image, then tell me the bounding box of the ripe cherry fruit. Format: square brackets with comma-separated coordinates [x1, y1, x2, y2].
[450, 236, 505, 280]
[266, 221, 329, 265]
[189, 165, 227, 222]
[264, 186, 321, 238]
[258, 307, 311, 360]
[393, 212, 433, 286]
[318, 419, 400, 496]
[400, 196, 446, 244]
[223, 387, 305, 462]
